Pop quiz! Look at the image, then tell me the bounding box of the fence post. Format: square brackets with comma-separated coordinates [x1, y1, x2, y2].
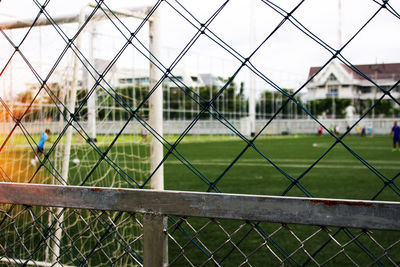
[149, 4, 164, 190]
[148, 5, 168, 266]
[143, 214, 168, 267]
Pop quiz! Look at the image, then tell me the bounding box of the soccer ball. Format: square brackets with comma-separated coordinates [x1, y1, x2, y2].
[72, 158, 80, 165]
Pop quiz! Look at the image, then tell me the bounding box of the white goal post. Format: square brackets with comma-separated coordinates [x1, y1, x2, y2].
[0, 3, 164, 265]
[0, 3, 163, 187]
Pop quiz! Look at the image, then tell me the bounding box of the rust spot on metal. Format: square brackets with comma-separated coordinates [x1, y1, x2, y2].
[91, 188, 103, 192]
[309, 199, 373, 207]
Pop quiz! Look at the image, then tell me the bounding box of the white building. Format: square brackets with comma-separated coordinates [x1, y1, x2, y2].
[306, 60, 400, 101]
[113, 67, 206, 89]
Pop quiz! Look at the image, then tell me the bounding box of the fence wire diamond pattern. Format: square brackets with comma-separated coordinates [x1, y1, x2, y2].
[0, 0, 399, 266]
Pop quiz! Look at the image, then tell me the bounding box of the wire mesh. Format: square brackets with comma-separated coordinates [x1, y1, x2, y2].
[167, 216, 400, 266]
[0, 204, 143, 266]
[1, 0, 400, 265]
[1, 203, 398, 266]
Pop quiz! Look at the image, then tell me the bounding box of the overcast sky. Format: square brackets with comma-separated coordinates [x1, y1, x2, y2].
[0, 0, 399, 98]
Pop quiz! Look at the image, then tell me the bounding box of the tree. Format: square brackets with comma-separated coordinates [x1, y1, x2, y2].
[16, 90, 34, 103]
[307, 98, 351, 118]
[257, 88, 303, 119]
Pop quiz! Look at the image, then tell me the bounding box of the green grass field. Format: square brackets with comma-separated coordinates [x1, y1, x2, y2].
[162, 134, 400, 265]
[164, 134, 400, 201]
[1, 134, 400, 265]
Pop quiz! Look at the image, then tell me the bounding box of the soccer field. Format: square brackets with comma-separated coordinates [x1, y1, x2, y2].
[2, 134, 400, 265]
[164, 135, 400, 201]
[2, 134, 398, 200]
[161, 134, 400, 265]
[162, 134, 400, 265]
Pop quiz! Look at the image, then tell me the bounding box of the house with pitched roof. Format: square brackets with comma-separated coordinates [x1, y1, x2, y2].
[306, 61, 400, 101]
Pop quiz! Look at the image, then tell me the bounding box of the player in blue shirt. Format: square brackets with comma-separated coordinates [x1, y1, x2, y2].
[390, 121, 400, 151]
[31, 129, 51, 165]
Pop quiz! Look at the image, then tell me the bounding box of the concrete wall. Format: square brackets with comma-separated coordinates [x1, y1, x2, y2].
[1, 118, 396, 137]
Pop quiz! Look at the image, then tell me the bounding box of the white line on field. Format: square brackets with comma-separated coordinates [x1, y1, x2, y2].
[168, 158, 399, 165]
[237, 158, 399, 165]
[312, 143, 393, 150]
[165, 160, 399, 170]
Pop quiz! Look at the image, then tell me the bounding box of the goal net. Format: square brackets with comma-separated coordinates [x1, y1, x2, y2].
[0, 5, 153, 265]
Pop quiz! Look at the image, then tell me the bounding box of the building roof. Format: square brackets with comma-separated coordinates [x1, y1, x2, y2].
[308, 63, 400, 81]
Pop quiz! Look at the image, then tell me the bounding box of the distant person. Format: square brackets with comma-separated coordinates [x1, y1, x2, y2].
[346, 125, 350, 135]
[368, 124, 373, 136]
[318, 125, 323, 136]
[361, 126, 366, 136]
[390, 121, 400, 151]
[31, 129, 51, 166]
[334, 125, 339, 136]
[355, 125, 361, 136]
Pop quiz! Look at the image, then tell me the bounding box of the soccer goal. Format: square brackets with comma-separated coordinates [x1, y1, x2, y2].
[0, 3, 163, 265]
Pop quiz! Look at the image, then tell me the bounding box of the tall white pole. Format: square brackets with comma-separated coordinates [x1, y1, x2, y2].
[52, 6, 86, 265]
[148, 6, 168, 266]
[9, 30, 14, 145]
[87, 24, 97, 141]
[9, 30, 13, 104]
[249, 0, 256, 137]
[338, 0, 342, 48]
[61, 6, 85, 191]
[149, 8, 163, 191]
[45, 83, 67, 264]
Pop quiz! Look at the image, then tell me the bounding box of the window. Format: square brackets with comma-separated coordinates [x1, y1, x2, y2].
[119, 78, 133, 84]
[328, 73, 338, 81]
[134, 77, 150, 83]
[326, 86, 338, 97]
[328, 87, 338, 93]
[191, 76, 198, 82]
[360, 87, 372, 94]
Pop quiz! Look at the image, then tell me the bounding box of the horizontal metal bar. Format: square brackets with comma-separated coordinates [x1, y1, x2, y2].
[0, 258, 73, 267]
[0, 6, 151, 30]
[0, 14, 79, 30]
[0, 182, 399, 231]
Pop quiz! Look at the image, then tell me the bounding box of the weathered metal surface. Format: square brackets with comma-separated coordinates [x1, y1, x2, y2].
[0, 182, 399, 230]
[143, 214, 168, 267]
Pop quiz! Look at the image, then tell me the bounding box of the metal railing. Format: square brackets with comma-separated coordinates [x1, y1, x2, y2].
[0, 182, 399, 266]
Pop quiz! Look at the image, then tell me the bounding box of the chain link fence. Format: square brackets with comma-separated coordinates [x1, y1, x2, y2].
[1, 0, 400, 266]
[0, 183, 399, 266]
